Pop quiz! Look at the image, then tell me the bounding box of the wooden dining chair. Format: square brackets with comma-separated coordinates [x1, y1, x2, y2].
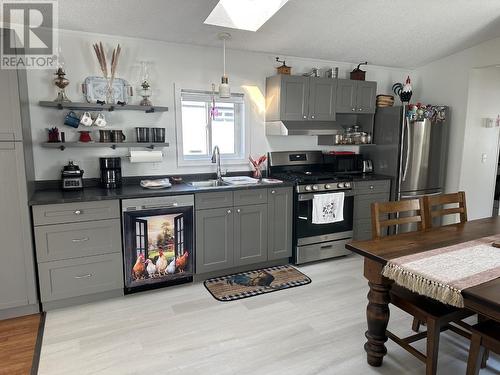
[423, 191, 467, 229]
[371, 198, 474, 375]
[413, 191, 468, 331]
[371, 198, 426, 239]
[466, 320, 499, 375]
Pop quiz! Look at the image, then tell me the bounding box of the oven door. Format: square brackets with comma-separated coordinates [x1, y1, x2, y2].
[122, 205, 194, 293]
[295, 190, 354, 245]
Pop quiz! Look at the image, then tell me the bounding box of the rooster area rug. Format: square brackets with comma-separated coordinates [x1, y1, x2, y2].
[203, 265, 311, 302]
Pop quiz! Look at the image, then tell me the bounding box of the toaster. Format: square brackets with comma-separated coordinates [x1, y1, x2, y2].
[362, 159, 373, 173]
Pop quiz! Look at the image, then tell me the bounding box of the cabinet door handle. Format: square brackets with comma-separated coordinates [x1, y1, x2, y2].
[271, 190, 276, 194]
[369, 185, 374, 189]
[74, 210, 82, 215]
[303, 115, 307, 119]
[227, 209, 231, 214]
[236, 209, 241, 213]
[358, 108, 363, 111]
[351, 108, 356, 111]
[74, 274, 92, 279]
[72, 237, 89, 243]
[311, 115, 315, 119]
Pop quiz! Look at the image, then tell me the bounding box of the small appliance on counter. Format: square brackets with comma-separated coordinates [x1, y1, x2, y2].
[61, 161, 84, 190]
[362, 159, 373, 173]
[100, 157, 122, 189]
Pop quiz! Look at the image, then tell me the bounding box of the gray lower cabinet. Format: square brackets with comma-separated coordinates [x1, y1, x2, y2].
[195, 207, 234, 273]
[38, 253, 123, 302]
[267, 187, 293, 260]
[33, 200, 123, 307]
[195, 187, 292, 274]
[234, 204, 268, 266]
[353, 180, 391, 240]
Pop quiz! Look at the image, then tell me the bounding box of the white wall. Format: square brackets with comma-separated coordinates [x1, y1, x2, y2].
[416, 36, 500, 219]
[27, 29, 412, 180]
[460, 68, 500, 219]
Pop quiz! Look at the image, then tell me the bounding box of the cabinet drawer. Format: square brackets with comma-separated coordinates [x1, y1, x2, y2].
[354, 180, 390, 195]
[354, 193, 390, 219]
[33, 200, 120, 226]
[233, 189, 267, 206]
[35, 219, 121, 262]
[195, 191, 233, 210]
[38, 253, 123, 302]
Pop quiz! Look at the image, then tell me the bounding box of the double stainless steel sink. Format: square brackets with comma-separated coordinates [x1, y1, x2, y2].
[188, 176, 260, 189]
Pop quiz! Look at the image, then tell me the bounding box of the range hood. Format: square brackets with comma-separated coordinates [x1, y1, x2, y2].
[266, 121, 341, 136]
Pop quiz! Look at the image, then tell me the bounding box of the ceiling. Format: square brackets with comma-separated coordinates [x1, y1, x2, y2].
[57, 0, 500, 68]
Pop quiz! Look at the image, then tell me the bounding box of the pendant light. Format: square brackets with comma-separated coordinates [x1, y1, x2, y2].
[218, 32, 231, 98]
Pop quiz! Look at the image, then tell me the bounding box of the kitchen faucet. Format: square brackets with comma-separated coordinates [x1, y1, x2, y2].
[211, 145, 222, 182]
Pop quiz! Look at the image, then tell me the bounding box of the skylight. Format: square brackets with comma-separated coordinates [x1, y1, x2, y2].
[204, 0, 289, 32]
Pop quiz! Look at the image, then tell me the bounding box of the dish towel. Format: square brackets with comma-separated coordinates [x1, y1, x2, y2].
[312, 192, 344, 224]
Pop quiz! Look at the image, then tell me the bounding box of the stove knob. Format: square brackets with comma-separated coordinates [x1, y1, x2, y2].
[324, 184, 331, 189]
[344, 182, 351, 188]
[312, 185, 319, 191]
[337, 182, 344, 188]
[305, 185, 312, 191]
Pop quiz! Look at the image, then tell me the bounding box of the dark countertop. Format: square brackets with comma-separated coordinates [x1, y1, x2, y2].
[29, 180, 295, 206]
[29, 173, 392, 206]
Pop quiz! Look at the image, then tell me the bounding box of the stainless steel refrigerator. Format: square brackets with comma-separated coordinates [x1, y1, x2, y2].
[361, 105, 448, 202]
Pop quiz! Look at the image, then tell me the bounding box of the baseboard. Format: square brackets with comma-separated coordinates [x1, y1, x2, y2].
[0, 304, 40, 320]
[41, 289, 124, 311]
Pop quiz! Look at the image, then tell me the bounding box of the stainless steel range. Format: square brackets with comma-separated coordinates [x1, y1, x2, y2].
[268, 151, 353, 264]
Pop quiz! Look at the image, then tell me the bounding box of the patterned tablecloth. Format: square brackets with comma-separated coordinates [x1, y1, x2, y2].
[382, 234, 500, 307]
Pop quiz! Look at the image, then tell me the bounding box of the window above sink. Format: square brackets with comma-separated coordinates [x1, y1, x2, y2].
[175, 88, 247, 166]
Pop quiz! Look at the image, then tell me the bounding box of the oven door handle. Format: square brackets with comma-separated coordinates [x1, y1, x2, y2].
[141, 203, 179, 209]
[298, 191, 354, 201]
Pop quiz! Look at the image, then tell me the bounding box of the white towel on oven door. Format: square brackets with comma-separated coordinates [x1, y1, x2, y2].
[312, 192, 345, 224]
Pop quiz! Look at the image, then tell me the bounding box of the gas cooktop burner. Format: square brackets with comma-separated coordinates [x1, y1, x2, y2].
[271, 171, 353, 184]
[270, 172, 353, 193]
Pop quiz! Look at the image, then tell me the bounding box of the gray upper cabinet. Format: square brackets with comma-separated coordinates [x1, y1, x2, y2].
[336, 79, 377, 114]
[308, 78, 337, 121]
[266, 75, 336, 122]
[196, 207, 234, 273]
[357, 81, 377, 113]
[281, 75, 310, 121]
[336, 79, 358, 113]
[267, 187, 293, 260]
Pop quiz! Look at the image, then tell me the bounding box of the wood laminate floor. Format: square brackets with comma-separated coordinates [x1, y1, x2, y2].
[38, 255, 499, 375]
[0, 313, 44, 375]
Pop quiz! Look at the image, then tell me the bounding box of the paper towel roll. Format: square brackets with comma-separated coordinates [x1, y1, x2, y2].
[129, 150, 163, 163]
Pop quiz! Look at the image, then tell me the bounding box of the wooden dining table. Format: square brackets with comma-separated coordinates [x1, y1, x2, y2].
[345, 216, 500, 367]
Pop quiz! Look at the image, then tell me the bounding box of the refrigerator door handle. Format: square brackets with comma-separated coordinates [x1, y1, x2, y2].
[400, 191, 442, 199]
[402, 116, 411, 182]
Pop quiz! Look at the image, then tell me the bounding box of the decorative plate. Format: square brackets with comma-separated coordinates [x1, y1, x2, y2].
[82, 76, 133, 104]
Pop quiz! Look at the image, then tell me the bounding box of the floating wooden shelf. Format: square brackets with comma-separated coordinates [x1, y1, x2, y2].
[42, 142, 169, 151]
[39, 101, 168, 113]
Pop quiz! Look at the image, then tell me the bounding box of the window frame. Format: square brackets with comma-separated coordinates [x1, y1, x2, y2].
[175, 85, 249, 167]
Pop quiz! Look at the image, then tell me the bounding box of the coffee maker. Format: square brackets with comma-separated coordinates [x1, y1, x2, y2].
[100, 157, 122, 189]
